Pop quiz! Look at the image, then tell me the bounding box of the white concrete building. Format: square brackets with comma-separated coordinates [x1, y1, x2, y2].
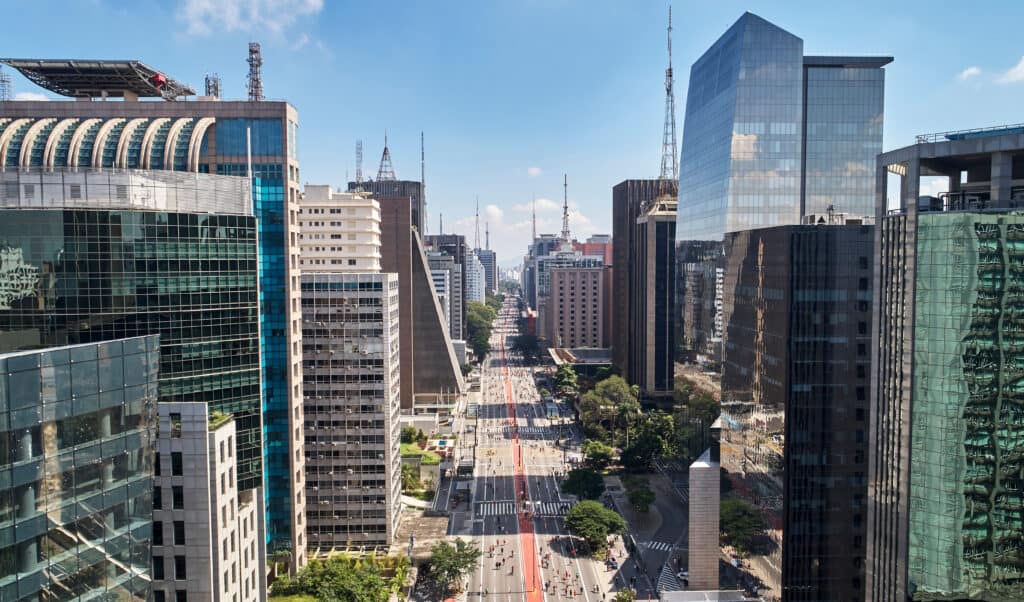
[466, 251, 487, 304]
[430, 266, 452, 332]
[299, 185, 382, 272]
[298, 187, 402, 552]
[152, 403, 267, 602]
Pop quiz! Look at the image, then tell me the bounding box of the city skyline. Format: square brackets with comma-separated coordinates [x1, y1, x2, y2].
[3, 0, 1024, 262]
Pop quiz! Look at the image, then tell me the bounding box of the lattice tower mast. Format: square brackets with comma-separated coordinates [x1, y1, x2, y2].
[377, 132, 396, 181]
[421, 132, 426, 234]
[355, 140, 364, 191]
[561, 174, 571, 242]
[0, 66, 11, 101]
[474, 196, 481, 250]
[659, 6, 678, 185]
[247, 42, 264, 101]
[204, 73, 221, 98]
[531, 195, 537, 243]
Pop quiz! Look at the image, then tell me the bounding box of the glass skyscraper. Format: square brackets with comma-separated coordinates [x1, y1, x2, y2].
[675, 12, 890, 360]
[0, 335, 159, 602]
[0, 98, 308, 565]
[870, 129, 1024, 602]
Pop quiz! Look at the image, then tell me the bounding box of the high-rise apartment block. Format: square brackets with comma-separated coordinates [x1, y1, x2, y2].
[152, 403, 267, 602]
[476, 248, 498, 294]
[675, 14, 890, 360]
[546, 265, 607, 348]
[466, 251, 487, 304]
[298, 189, 403, 550]
[0, 60, 306, 564]
[428, 251, 464, 341]
[867, 127, 1024, 602]
[300, 272, 402, 550]
[720, 218, 874, 601]
[0, 336, 159, 602]
[299, 186, 382, 272]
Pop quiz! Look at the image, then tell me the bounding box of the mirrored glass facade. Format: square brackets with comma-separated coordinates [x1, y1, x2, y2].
[0, 194, 262, 489]
[675, 12, 889, 362]
[0, 336, 158, 602]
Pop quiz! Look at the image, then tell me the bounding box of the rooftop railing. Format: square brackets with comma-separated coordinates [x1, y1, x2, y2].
[916, 123, 1024, 144]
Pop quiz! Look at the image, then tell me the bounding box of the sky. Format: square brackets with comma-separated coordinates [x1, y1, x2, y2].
[3, 0, 1024, 265]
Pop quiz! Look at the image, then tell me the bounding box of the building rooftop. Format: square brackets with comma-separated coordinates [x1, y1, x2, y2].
[915, 122, 1024, 144]
[0, 58, 195, 100]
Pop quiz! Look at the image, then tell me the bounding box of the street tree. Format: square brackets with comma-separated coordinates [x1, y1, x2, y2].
[627, 487, 656, 513]
[400, 425, 418, 444]
[427, 538, 482, 596]
[560, 468, 606, 500]
[271, 554, 407, 602]
[613, 589, 636, 602]
[621, 411, 672, 472]
[582, 440, 616, 470]
[564, 500, 627, 550]
[720, 499, 767, 554]
[552, 363, 578, 394]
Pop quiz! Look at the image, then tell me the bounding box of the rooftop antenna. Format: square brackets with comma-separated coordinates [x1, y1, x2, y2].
[247, 42, 264, 101]
[421, 131, 426, 234]
[486, 221, 490, 250]
[659, 6, 678, 188]
[355, 140, 364, 191]
[377, 131, 396, 181]
[439, 212, 443, 235]
[531, 195, 537, 243]
[0, 66, 11, 101]
[474, 195, 481, 251]
[561, 173, 571, 242]
[204, 73, 221, 98]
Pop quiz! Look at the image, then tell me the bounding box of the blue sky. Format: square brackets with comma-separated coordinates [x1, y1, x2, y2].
[4, 0, 1024, 264]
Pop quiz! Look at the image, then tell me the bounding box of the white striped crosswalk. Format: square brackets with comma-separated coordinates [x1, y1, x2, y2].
[502, 425, 549, 435]
[641, 540, 676, 552]
[474, 501, 571, 517]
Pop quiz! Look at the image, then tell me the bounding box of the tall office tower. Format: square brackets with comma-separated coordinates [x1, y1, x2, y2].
[298, 188, 402, 551]
[347, 179, 425, 234]
[868, 128, 1024, 602]
[533, 252, 604, 343]
[378, 195, 464, 412]
[0, 336, 159, 602]
[522, 233, 562, 309]
[675, 14, 890, 361]
[612, 181, 653, 383]
[633, 195, 677, 399]
[720, 217, 874, 601]
[428, 251, 465, 340]
[152, 403, 267, 602]
[300, 272, 402, 550]
[429, 258, 453, 332]
[546, 265, 607, 348]
[476, 248, 498, 294]
[466, 251, 487, 304]
[299, 185, 382, 272]
[0, 59, 306, 566]
[425, 234, 469, 334]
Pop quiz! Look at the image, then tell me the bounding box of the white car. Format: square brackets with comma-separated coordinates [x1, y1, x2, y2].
[676, 570, 689, 580]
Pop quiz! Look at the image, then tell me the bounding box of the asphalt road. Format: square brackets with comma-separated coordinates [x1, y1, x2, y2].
[464, 298, 651, 601]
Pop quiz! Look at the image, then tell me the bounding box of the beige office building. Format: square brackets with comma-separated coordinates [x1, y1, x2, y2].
[546, 266, 607, 348]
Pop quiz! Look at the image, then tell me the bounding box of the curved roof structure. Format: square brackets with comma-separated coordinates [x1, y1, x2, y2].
[0, 116, 215, 171]
[0, 59, 195, 100]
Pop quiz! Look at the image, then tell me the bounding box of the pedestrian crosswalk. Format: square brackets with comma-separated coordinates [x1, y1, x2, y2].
[640, 540, 677, 552]
[657, 561, 682, 592]
[474, 501, 571, 517]
[502, 425, 550, 435]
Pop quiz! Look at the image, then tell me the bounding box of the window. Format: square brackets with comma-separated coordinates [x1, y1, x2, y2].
[155, 452, 161, 476]
[173, 486, 184, 509]
[176, 590, 187, 602]
[170, 413, 182, 437]
[174, 521, 186, 545]
[153, 521, 164, 546]
[171, 452, 183, 475]
[154, 592, 166, 602]
[154, 556, 165, 580]
[153, 486, 162, 510]
[174, 556, 187, 580]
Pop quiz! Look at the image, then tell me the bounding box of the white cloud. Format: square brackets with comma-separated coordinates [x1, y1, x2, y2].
[484, 204, 504, 221]
[13, 92, 49, 101]
[291, 32, 310, 50]
[527, 166, 542, 177]
[179, 0, 323, 36]
[998, 55, 1024, 83]
[511, 197, 559, 213]
[957, 66, 981, 81]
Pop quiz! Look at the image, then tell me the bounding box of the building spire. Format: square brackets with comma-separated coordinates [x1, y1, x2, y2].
[486, 221, 490, 250]
[377, 131, 396, 181]
[531, 195, 537, 243]
[420, 131, 426, 234]
[659, 5, 678, 186]
[561, 173, 571, 242]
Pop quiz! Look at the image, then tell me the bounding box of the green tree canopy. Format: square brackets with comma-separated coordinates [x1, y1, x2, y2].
[627, 487, 656, 513]
[400, 425, 418, 444]
[581, 440, 616, 470]
[426, 538, 482, 595]
[564, 500, 627, 549]
[613, 589, 637, 602]
[270, 555, 408, 602]
[552, 363, 578, 394]
[560, 468, 606, 500]
[720, 499, 767, 554]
